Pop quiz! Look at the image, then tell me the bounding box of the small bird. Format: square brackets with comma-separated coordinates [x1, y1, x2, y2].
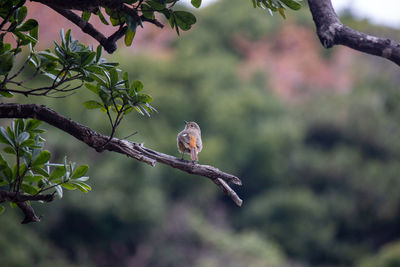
[177, 121, 202, 162]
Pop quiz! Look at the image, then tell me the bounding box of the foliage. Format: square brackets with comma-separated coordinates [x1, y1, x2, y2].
[0, 0, 156, 137]
[1, 0, 400, 266]
[251, 0, 302, 18]
[358, 241, 400, 267]
[0, 119, 91, 213]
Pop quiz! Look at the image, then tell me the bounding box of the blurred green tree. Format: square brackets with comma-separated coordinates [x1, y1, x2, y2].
[1, 0, 400, 266]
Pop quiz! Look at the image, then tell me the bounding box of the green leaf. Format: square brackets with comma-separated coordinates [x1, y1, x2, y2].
[61, 182, 76, 190]
[16, 6, 27, 23]
[37, 51, 58, 61]
[18, 163, 27, 177]
[132, 80, 143, 92]
[141, 4, 155, 19]
[280, 0, 302, 10]
[0, 206, 4, 215]
[82, 11, 91, 21]
[109, 68, 118, 85]
[3, 146, 15, 155]
[83, 100, 103, 109]
[30, 25, 38, 41]
[17, 19, 38, 31]
[26, 119, 42, 131]
[124, 28, 135, 46]
[96, 9, 109, 25]
[55, 184, 63, 198]
[123, 72, 129, 87]
[85, 83, 99, 95]
[0, 51, 14, 75]
[126, 15, 138, 32]
[14, 31, 37, 45]
[71, 165, 88, 179]
[81, 52, 96, 66]
[0, 126, 13, 146]
[96, 45, 102, 62]
[278, 7, 286, 18]
[137, 94, 152, 103]
[173, 11, 196, 31]
[31, 166, 49, 177]
[65, 29, 71, 47]
[49, 165, 66, 180]
[16, 131, 29, 145]
[21, 183, 39, 195]
[3, 165, 12, 183]
[24, 175, 44, 183]
[32, 150, 50, 166]
[20, 139, 35, 147]
[0, 90, 14, 98]
[191, 0, 201, 8]
[70, 181, 91, 193]
[75, 176, 89, 182]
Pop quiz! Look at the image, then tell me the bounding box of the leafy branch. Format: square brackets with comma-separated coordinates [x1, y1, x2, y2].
[0, 119, 91, 223]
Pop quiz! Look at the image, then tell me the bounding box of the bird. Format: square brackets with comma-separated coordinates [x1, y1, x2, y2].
[177, 121, 202, 162]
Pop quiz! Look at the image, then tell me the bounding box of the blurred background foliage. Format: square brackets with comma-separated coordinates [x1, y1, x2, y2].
[2, 0, 400, 266]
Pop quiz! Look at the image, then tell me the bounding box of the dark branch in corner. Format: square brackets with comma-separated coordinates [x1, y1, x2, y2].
[0, 103, 243, 207]
[307, 0, 400, 66]
[31, 0, 164, 54]
[0, 190, 55, 224]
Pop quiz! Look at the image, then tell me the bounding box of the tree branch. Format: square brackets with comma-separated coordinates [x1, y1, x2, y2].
[0, 190, 55, 203]
[0, 190, 55, 224]
[31, 0, 164, 53]
[44, 4, 117, 53]
[0, 103, 242, 205]
[307, 0, 400, 66]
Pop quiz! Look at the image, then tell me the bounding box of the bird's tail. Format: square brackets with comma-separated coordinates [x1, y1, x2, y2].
[190, 146, 198, 161]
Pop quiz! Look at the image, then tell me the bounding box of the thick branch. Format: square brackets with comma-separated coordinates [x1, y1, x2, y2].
[44, 4, 117, 53]
[0, 103, 242, 205]
[308, 0, 400, 66]
[0, 190, 54, 224]
[0, 190, 55, 202]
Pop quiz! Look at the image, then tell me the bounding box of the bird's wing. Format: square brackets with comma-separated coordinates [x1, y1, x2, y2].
[178, 132, 191, 148]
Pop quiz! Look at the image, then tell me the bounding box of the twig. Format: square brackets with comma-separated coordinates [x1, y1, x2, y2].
[214, 178, 243, 207]
[122, 131, 138, 140]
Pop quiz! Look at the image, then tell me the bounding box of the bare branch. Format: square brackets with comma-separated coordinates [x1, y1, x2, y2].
[308, 0, 400, 66]
[0, 103, 243, 205]
[17, 202, 41, 224]
[214, 178, 243, 207]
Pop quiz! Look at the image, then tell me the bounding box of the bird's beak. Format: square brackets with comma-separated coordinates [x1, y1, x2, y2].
[184, 120, 188, 125]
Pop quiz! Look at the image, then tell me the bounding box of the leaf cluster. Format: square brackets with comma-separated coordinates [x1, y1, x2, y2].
[0, 0, 38, 79]
[251, 0, 302, 18]
[0, 119, 91, 214]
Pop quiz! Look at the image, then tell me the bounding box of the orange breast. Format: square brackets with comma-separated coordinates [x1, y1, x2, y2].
[189, 135, 197, 149]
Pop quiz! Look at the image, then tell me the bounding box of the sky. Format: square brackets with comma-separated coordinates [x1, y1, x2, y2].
[201, 0, 400, 28]
[332, 0, 400, 27]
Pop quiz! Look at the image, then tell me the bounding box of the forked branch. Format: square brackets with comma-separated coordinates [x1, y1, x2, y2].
[0, 103, 243, 207]
[308, 0, 400, 66]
